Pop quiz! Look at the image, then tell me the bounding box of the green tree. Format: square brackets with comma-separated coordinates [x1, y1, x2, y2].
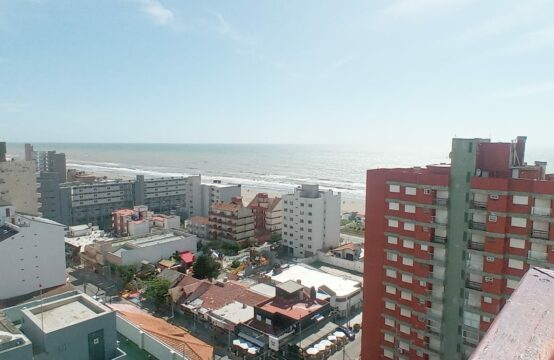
[192, 254, 221, 280]
[115, 265, 136, 285]
[230, 259, 241, 268]
[144, 278, 170, 309]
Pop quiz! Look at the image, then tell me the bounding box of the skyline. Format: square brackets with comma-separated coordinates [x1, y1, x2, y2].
[1, 0, 554, 147]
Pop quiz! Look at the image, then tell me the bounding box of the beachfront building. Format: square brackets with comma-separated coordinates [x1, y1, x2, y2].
[0, 204, 66, 301]
[266, 263, 362, 317]
[248, 193, 283, 243]
[25, 143, 67, 183]
[363, 136, 554, 360]
[112, 205, 180, 237]
[0, 143, 40, 216]
[282, 184, 341, 258]
[81, 231, 197, 268]
[188, 215, 210, 239]
[200, 179, 242, 216]
[209, 197, 255, 245]
[1, 291, 125, 360]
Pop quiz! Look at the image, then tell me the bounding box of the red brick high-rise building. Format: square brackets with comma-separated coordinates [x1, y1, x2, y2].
[363, 136, 554, 360]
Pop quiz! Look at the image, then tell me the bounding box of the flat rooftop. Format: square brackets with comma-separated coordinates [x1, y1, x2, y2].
[269, 264, 361, 297]
[24, 295, 108, 333]
[259, 298, 324, 320]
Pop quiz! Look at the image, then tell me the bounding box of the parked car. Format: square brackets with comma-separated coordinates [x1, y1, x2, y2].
[336, 325, 356, 340]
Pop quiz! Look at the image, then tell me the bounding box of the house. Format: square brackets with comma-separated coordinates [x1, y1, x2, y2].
[331, 242, 363, 261]
[247, 193, 283, 244]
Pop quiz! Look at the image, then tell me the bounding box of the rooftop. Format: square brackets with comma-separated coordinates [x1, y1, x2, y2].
[258, 297, 325, 321]
[269, 264, 361, 297]
[189, 216, 210, 225]
[277, 280, 304, 294]
[470, 267, 554, 360]
[211, 301, 254, 326]
[249, 283, 276, 298]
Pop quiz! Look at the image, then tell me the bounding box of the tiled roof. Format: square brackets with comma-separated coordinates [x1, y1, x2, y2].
[189, 216, 210, 225]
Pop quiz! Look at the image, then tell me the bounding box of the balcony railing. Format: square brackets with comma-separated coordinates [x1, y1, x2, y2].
[532, 207, 552, 217]
[432, 216, 448, 225]
[531, 229, 549, 240]
[471, 200, 487, 210]
[468, 241, 485, 251]
[469, 221, 486, 231]
[528, 250, 547, 261]
[466, 280, 482, 291]
[434, 198, 448, 206]
[433, 235, 447, 244]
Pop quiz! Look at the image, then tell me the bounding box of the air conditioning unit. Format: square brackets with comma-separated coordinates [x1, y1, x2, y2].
[484, 276, 493, 282]
[490, 194, 499, 200]
[486, 256, 495, 262]
[424, 188, 431, 195]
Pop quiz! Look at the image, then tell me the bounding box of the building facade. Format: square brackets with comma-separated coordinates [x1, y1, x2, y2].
[0, 205, 66, 301]
[282, 184, 341, 258]
[200, 180, 242, 216]
[209, 197, 255, 244]
[362, 136, 554, 360]
[0, 159, 40, 216]
[248, 193, 283, 243]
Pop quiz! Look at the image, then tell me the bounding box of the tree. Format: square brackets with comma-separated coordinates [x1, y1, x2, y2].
[192, 254, 221, 280]
[115, 265, 136, 285]
[144, 278, 170, 309]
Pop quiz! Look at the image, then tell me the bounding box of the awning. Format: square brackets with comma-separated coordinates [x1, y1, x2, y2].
[295, 322, 337, 351]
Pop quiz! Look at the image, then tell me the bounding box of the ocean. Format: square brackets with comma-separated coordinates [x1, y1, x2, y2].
[6, 143, 553, 201]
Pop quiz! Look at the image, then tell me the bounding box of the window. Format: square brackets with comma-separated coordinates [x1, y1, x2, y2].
[511, 217, 527, 228]
[405, 187, 417, 195]
[300, 203, 304, 207]
[265, 318, 272, 325]
[256, 314, 262, 321]
[389, 184, 400, 193]
[387, 236, 398, 245]
[482, 316, 491, 323]
[483, 296, 492, 304]
[507, 278, 519, 289]
[401, 274, 412, 283]
[508, 258, 524, 270]
[404, 222, 415, 231]
[421, 244, 429, 251]
[384, 348, 394, 359]
[489, 214, 497, 222]
[385, 285, 396, 295]
[389, 202, 400, 211]
[509, 238, 526, 249]
[400, 308, 411, 318]
[401, 291, 412, 301]
[385, 301, 395, 310]
[386, 269, 397, 278]
[464, 311, 480, 329]
[384, 333, 395, 343]
[386, 252, 398, 262]
[512, 195, 529, 205]
[402, 257, 414, 266]
[400, 324, 410, 334]
[403, 239, 414, 249]
[388, 219, 398, 228]
[384, 317, 395, 327]
[404, 204, 416, 213]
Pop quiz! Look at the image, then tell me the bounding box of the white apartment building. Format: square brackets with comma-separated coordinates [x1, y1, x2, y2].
[282, 184, 341, 258]
[200, 180, 241, 216]
[0, 204, 66, 300]
[0, 160, 40, 216]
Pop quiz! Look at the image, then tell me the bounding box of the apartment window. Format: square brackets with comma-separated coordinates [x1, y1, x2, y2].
[507, 278, 519, 289]
[405, 186, 417, 196]
[421, 244, 429, 251]
[308, 204, 312, 208]
[384, 301, 396, 310]
[308, 212, 312, 216]
[256, 315, 262, 321]
[386, 269, 397, 278]
[308, 245, 312, 249]
[508, 258, 524, 270]
[509, 238, 526, 249]
[300, 219, 304, 223]
[300, 244, 304, 248]
[389, 184, 400, 193]
[403, 239, 414, 249]
[299, 211, 304, 215]
[384, 349, 394, 359]
[289, 241, 293, 245]
[386, 252, 398, 262]
[387, 236, 398, 245]
[483, 296, 492, 304]
[300, 227, 304, 231]
[400, 324, 410, 334]
[402, 257, 414, 266]
[384, 317, 395, 327]
[402, 274, 412, 283]
[384, 333, 394, 343]
[308, 228, 312, 233]
[389, 202, 400, 211]
[308, 236, 312, 241]
[290, 201, 294, 206]
[404, 204, 416, 213]
[299, 235, 303, 239]
[464, 312, 480, 329]
[403, 222, 415, 231]
[388, 219, 399, 228]
[385, 285, 396, 295]
[308, 220, 312, 224]
[482, 316, 491, 323]
[265, 318, 272, 325]
[400, 291, 412, 301]
[400, 308, 411, 318]
[511, 217, 527, 228]
[300, 203, 304, 207]
[284, 200, 288, 205]
[512, 195, 529, 205]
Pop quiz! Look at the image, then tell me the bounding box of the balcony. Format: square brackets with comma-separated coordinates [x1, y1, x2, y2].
[433, 235, 447, 244]
[432, 216, 448, 226]
[469, 221, 486, 231]
[528, 250, 547, 261]
[466, 280, 482, 291]
[471, 200, 487, 210]
[434, 198, 448, 206]
[531, 229, 549, 240]
[532, 207, 552, 217]
[468, 241, 485, 251]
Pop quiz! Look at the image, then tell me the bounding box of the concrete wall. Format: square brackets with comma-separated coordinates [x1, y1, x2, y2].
[0, 161, 39, 216]
[116, 315, 187, 360]
[0, 340, 33, 360]
[316, 251, 364, 273]
[0, 217, 66, 300]
[118, 235, 197, 266]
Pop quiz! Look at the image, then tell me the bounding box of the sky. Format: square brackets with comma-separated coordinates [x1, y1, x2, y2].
[1, 0, 554, 149]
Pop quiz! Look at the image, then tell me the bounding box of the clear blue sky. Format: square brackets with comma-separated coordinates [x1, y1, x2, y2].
[1, 0, 554, 149]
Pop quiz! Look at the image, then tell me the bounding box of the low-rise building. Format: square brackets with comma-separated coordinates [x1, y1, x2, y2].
[1, 291, 126, 360]
[187, 216, 210, 239]
[248, 193, 282, 243]
[266, 264, 362, 317]
[209, 197, 255, 245]
[330, 242, 363, 261]
[0, 204, 66, 301]
[112, 205, 180, 237]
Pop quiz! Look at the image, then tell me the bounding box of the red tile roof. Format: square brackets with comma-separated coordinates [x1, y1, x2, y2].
[179, 251, 195, 264]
